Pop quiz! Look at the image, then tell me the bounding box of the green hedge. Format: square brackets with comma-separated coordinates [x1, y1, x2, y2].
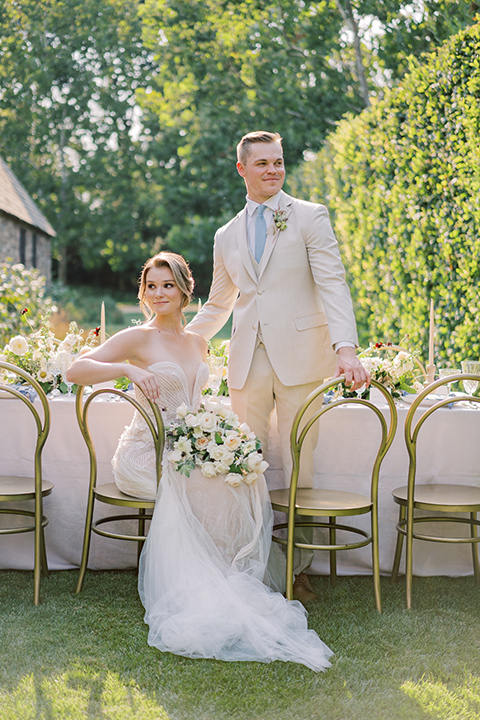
[295, 23, 480, 364]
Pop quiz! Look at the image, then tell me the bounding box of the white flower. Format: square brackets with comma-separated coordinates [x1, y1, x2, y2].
[176, 402, 189, 418]
[239, 422, 251, 434]
[224, 434, 242, 451]
[244, 471, 258, 485]
[246, 452, 267, 472]
[225, 473, 242, 487]
[194, 436, 210, 450]
[36, 367, 54, 383]
[169, 449, 185, 464]
[185, 413, 200, 427]
[200, 461, 217, 478]
[8, 336, 29, 356]
[199, 412, 217, 432]
[174, 437, 193, 456]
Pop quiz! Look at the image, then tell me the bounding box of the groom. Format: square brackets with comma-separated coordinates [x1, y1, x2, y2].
[188, 130, 369, 601]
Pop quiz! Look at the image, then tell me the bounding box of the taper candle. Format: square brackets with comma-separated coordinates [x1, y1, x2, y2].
[100, 302, 106, 344]
[428, 298, 434, 367]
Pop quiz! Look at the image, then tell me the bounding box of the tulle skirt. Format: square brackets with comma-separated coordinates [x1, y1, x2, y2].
[138, 461, 333, 672]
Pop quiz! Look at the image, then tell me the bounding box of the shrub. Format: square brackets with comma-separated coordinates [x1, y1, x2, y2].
[294, 23, 480, 364]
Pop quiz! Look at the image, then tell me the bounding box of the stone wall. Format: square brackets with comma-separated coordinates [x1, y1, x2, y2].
[0, 212, 51, 282]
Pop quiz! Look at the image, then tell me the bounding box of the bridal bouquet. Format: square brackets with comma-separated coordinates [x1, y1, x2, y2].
[166, 396, 268, 487]
[0, 313, 99, 394]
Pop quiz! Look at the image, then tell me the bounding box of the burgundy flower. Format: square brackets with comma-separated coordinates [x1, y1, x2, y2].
[94, 327, 100, 336]
[21, 308, 28, 315]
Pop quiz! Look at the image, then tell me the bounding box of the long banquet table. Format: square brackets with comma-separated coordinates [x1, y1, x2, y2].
[1, 391, 479, 577]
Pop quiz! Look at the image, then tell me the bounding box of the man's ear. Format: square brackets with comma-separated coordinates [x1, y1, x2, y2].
[237, 161, 246, 178]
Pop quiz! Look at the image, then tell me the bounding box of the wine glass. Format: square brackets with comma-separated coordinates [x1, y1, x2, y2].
[47, 357, 62, 398]
[438, 368, 461, 395]
[461, 361, 480, 395]
[206, 355, 225, 396]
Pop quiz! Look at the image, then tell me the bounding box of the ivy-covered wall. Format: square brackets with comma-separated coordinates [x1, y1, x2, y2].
[295, 23, 480, 364]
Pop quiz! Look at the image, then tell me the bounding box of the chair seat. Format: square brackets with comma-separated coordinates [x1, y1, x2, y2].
[270, 487, 372, 514]
[393, 483, 480, 511]
[0, 475, 54, 501]
[94, 482, 156, 508]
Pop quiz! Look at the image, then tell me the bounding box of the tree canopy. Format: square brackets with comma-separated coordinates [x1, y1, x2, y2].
[0, 0, 475, 294]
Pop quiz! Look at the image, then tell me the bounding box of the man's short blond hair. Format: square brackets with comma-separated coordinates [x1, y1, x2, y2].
[236, 131, 283, 165]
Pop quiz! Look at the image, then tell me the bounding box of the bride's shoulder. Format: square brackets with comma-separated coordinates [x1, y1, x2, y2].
[184, 330, 208, 354]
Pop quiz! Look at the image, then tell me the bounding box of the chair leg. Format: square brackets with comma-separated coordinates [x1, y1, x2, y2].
[40, 525, 49, 578]
[34, 511, 42, 606]
[137, 509, 147, 566]
[391, 505, 406, 582]
[405, 503, 414, 610]
[370, 506, 382, 612]
[329, 516, 337, 587]
[471, 512, 480, 584]
[76, 492, 96, 594]
[285, 508, 296, 601]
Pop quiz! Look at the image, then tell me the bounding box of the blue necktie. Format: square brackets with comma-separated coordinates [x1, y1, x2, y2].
[254, 205, 267, 263]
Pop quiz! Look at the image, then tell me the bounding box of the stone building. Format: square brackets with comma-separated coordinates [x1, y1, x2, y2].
[0, 156, 55, 282]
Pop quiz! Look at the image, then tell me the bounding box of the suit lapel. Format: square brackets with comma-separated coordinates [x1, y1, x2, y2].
[234, 208, 257, 283]
[258, 191, 293, 279]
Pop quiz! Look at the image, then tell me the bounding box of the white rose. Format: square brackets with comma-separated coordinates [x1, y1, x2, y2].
[243, 471, 258, 485]
[225, 473, 242, 487]
[201, 461, 217, 478]
[224, 434, 241, 451]
[195, 436, 210, 450]
[246, 452, 267, 472]
[185, 413, 199, 427]
[202, 396, 220, 413]
[8, 336, 29, 356]
[199, 412, 217, 432]
[215, 461, 231, 474]
[176, 402, 189, 418]
[239, 422, 251, 434]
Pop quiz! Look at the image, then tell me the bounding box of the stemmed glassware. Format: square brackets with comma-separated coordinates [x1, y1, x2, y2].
[206, 355, 225, 396]
[47, 357, 62, 398]
[438, 368, 461, 395]
[461, 361, 480, 395]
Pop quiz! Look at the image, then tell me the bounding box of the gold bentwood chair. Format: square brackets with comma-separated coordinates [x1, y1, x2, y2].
[391, 373, 480, 609]
[75, 385, 164, 593]
[0, 361, 52, 605]
[270, 376, 397, 612]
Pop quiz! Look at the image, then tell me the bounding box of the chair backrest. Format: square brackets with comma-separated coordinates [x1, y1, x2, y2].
[0, 361, 50, 480]
[75, 385, 165, 492]
[404, 373, 480, 495]
[289, 375, 397, 503]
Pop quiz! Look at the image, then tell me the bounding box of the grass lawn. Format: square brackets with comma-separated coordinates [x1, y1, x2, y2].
[1, 571, 479, 719]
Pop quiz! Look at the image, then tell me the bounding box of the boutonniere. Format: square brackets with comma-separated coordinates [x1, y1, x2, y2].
[273, 208, 288, 231]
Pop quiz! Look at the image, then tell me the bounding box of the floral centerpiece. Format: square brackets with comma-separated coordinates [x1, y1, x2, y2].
[166, 395, 268, 487]
[0, 312, 99, 395]
[203, 340, 229, 396]
[342, 340, 423, 400]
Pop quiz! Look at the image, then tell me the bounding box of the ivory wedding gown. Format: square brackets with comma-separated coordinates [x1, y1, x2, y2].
[112, 361, 333, 671]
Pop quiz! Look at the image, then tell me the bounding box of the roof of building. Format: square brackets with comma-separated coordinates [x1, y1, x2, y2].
[0, 156, 56, 237]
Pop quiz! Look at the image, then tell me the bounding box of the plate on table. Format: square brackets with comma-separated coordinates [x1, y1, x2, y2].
[401, 393, 450, 407]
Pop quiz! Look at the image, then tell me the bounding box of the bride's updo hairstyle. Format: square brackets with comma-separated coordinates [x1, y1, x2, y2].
[138, 251, 195, 320]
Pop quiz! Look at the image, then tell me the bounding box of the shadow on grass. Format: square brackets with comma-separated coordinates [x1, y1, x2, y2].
[0, 571, 479, 720]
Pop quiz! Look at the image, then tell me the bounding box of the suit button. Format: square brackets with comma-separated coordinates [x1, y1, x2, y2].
[252, 325, 256, 330]
[257, 290, 263, 295]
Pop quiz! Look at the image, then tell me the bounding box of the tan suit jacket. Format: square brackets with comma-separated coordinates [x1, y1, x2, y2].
[188, 191, 358, 390]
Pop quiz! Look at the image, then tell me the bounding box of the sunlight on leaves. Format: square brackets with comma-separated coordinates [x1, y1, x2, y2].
[0, 670, 170, 720]
[402, 674, 480, 719]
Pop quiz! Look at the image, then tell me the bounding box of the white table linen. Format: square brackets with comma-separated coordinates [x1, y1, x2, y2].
[1, 393, 479, 576]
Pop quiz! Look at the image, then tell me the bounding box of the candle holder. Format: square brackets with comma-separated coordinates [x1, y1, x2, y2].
[425, 363, 436, 386]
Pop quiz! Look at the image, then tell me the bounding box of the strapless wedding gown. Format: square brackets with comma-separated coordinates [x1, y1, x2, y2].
[112, 361, 333, 671]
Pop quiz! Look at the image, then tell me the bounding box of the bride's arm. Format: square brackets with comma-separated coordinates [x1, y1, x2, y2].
[66, 328, 163, 401]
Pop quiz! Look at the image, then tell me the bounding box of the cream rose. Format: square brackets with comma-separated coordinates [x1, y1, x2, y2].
[201, 461, 217, 478]
[8, 336, 29, 356]
[225, 473, 242, 487]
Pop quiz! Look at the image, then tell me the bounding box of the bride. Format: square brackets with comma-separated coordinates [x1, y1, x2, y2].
[67, 251, 333, 672]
